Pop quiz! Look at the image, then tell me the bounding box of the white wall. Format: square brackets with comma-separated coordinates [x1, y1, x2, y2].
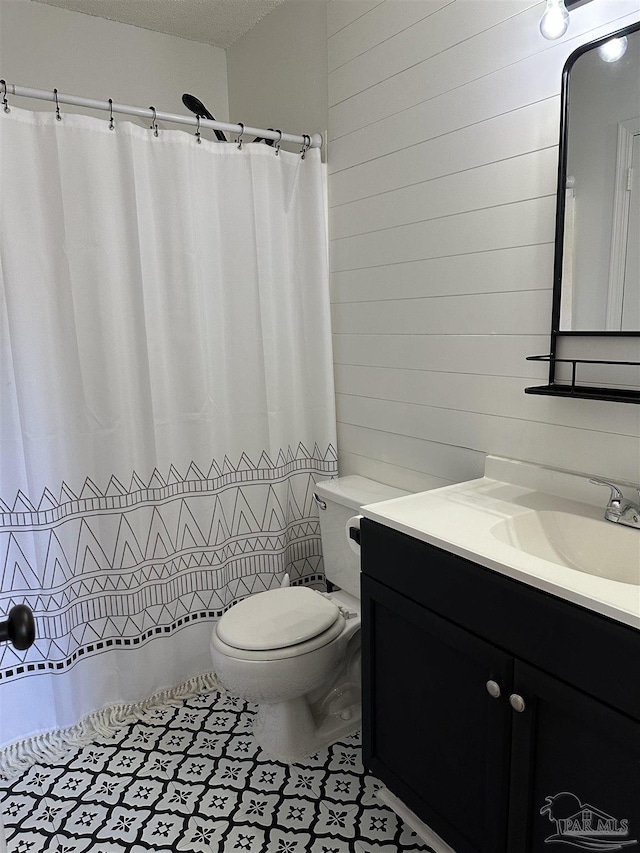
[0, 0, 228, 125]
[226, 0, 328, 154]
[328, 0, 640, 492]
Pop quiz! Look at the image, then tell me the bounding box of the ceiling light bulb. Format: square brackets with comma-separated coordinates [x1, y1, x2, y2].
[598, 36, 628, 63]
[539, 0, 570, 40]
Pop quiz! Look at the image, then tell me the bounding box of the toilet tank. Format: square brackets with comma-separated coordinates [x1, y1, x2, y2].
[314, 476, 409, 599]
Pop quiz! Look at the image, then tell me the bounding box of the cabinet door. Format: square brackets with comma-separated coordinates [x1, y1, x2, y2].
[362, 576, 513, 853]
[508, 660, 640, 852]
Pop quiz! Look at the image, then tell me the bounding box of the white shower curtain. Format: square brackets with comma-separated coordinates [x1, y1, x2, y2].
[0, 107, 337, 751]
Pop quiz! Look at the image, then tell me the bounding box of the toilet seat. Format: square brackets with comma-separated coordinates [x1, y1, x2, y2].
[217, 587, 340, 651]
[212, 616, 346, 662]
[212, 587, 346, 662]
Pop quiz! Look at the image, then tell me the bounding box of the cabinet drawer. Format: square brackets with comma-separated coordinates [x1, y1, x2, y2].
[361, 519, 640, 720]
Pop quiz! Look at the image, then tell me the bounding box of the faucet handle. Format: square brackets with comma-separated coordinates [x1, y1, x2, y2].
[589, 478, 623, 507]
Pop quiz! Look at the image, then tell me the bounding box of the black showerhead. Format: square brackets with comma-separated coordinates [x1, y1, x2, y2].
[182, 93, 274, 146]
[182, 93, 227, 141]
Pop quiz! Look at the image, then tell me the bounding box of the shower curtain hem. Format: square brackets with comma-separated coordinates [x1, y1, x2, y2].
[0, 671, 222, 782]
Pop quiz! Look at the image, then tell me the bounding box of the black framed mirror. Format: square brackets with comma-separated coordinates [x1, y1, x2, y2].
[526, 19, 640, 404]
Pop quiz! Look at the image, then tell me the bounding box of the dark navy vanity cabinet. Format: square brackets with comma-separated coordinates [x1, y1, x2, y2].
[360, 519, 640, 853]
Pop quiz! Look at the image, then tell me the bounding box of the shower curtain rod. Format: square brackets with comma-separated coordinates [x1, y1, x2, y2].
[2, 83, 323, 149]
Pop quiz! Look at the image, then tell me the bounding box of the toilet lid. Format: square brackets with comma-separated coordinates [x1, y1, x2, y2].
[217, 587, 340, 651]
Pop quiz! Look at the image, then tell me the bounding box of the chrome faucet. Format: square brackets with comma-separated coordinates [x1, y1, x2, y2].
[590, 478, 640, 529]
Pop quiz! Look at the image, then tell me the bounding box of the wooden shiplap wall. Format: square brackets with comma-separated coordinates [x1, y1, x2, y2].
[328, 0, 640, 492]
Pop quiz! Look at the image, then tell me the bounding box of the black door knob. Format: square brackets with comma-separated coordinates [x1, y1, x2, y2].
[0, 604, 36, 650]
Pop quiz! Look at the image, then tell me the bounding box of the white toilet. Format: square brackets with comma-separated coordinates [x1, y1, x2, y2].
[210, 475, 408, 762]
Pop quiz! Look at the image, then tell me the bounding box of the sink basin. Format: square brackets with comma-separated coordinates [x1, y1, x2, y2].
[360, 457, 640, 629]
[491, 510, 640, 586]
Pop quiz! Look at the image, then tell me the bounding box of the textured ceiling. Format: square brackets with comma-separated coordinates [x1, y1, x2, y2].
[31, 0, 289, 49]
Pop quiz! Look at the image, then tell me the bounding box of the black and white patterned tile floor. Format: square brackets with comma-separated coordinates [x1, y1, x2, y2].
[1, 690, 433, 853]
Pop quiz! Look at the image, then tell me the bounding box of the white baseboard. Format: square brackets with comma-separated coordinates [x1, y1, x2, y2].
[376, 786, 457, 853]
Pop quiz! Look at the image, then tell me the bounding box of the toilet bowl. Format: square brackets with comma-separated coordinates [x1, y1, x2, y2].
[210, 476, 408, 762]
[211, 586, 361, 761]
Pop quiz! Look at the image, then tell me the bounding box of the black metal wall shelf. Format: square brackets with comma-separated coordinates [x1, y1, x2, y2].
[525, 355, 640, 404]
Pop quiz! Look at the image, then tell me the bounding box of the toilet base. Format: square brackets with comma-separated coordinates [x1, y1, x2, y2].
[253, 685, 361, 763]
[253, 697, 318, 762]
[251, 633, 362, 763]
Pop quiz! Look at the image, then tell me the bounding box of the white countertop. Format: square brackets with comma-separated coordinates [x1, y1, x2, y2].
[361, 473, 640, 630]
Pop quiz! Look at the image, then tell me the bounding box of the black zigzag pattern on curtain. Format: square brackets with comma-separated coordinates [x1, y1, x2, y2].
[0, 444, 338, 683]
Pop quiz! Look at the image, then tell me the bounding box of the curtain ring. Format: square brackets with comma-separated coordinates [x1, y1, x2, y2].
[53, 88, 62, 121]
[236, 122, 244, 149]
[108, 98, 114, 131]
[149, 105, 159, 137]
[1, 80, 9, 114]
[300, 134, 310, 159]
[195, 114, 201, 144]
[274, 129, 282, 156]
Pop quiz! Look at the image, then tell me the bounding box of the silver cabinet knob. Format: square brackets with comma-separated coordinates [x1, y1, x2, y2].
[486, 680, 501, 699]
[509, 693, 526, 713]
